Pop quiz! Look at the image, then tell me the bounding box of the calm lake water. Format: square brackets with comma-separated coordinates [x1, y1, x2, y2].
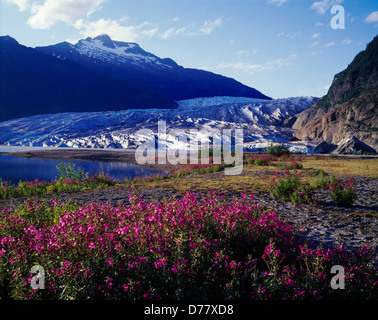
[0, 155, 164, 185]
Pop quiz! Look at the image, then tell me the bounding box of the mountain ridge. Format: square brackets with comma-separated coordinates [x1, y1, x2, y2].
[0, 34, 271, 122]
[0, 35, 177, 122]
[36, 34, 271, 101]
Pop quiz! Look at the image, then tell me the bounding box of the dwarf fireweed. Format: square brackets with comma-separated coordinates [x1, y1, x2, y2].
[244, 154, 278, 166]
[0, 191, 375, 300]
[327, 177, 357, 206]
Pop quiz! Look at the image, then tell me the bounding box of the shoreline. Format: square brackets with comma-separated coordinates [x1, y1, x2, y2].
[0, 146, 165, 170]
[1, 148, 138, 162]
[1, 145, 377, 162]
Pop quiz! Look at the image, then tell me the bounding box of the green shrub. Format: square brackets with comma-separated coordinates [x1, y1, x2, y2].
[267, 170, 315, 204]
[328, 177, 357, 206]
[307, 169, 327, 176]
[56, 162, 88, 181]
[266, 144, 290, 157]
[254, 158, 269, 166]
[309, 173, 329, 189]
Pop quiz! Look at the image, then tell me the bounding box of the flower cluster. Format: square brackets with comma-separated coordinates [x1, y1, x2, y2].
[0, 191, 375, 300]
[327, 177, 357, 206]
[244, 154, 277, 166]
[277, 155, 304, 170]
[166, 156, 230, 177]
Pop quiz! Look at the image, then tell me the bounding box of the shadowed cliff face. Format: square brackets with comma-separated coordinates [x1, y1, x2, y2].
[293, 35, 378, 153]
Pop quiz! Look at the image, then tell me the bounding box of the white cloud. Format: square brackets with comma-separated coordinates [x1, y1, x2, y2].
[217, 62, 273, 73]
[141, 27, 158, 38]
[119, 15, 130, 22]
[324, 41, 335, 48]
[27, 0, 108, 29]
[365, 11, 378, 23]
[268, 0, 288, 7]
[312, 33, 321, 39]
[5, 0, 30, 11]
[200, 18, 223, 35]
[73, 18, 158, 42]
[311, 50, 322, 56]
[217, 53, 297, 74]
[160, 19, 222, 39]
[237, 50, 249, 58]
[311, 0, 343, 15]
[237, 49, 259, 58]
[161, 27, 175, 40]
[161, 26, 187, 40]
[308, 40, 320, 48]
[341, 38, 352, 45]
[276, 31, 301, 39]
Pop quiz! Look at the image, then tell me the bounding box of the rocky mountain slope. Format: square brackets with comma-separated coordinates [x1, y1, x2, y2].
[292, 35, 378, 153]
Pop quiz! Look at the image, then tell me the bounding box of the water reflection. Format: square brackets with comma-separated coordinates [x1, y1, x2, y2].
[0, 155, 164, 185]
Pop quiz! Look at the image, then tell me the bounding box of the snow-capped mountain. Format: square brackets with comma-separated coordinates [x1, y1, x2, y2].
[46, 34, 176, 69]
[0, 96, 319, 152]
[0, 34, 272, 122]
[36, 34, 271, 101]
[0, 35, 176, 122]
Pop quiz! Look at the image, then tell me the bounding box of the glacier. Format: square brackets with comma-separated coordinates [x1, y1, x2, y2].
[0, 96, 319, 153]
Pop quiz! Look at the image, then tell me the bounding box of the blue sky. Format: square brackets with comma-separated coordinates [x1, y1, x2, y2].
[1, 0, 377, 98]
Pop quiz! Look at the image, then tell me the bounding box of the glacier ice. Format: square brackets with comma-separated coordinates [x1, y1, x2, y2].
[0, 96, 319, 152]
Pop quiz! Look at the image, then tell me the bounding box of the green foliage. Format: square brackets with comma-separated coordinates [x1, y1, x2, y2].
[316, 36, 378, 111]
[309, 174, 329, 189]
[12, 200, 79, 228]
[254, 158, 269, 166]
[307, 169, 327, 176]
[56, 162, 88, 181]
[267, 170, 315, 204]
[0, 164, 120, 199]
[278, 159, 303, 170]
[266, 144, 290, 157]
[198, 146, 235, 161]
[328, 177, 357, 206]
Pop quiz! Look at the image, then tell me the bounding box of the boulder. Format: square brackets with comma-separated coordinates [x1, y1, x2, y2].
[314, 141, 337, 154]
[334, 135, 376, 154]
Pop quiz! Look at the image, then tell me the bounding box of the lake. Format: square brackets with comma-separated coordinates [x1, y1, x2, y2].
[0, 155, 165, 185]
